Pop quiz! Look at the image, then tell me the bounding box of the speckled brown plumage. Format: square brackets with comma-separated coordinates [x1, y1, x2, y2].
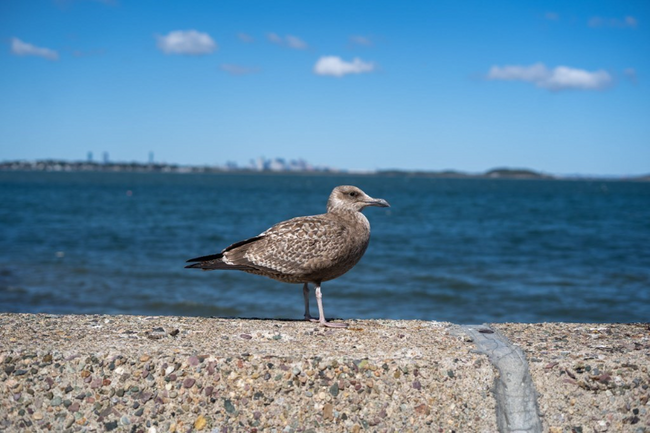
[186, 185, 390, 327]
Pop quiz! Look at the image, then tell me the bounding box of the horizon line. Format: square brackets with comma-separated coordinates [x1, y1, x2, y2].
[0, 158, 648, 180]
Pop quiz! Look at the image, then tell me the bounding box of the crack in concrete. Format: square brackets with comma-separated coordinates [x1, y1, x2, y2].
[456, 324, 543, 433]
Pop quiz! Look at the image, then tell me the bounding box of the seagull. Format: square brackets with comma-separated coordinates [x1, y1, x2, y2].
[185, 185, 389, 328]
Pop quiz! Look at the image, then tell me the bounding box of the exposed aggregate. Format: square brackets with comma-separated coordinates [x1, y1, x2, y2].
[494, 322, 650, 433]
[0, 314, 497, 432]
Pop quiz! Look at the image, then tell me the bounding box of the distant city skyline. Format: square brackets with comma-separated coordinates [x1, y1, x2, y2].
[45, 152, 337, 172]
[1, 1, 649, 176]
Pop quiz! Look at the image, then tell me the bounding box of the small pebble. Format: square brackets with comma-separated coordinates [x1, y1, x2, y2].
[194, 415, 207, 430]
[323, 403, 334, 421]
[224, 399, 236, 414]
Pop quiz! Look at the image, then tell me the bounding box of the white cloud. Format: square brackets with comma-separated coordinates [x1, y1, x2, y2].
[313, 56, 376, 77]
[488, 63, 548, 82]
[589, 16, 638, 28]
[546, 66, 612, 90]
[11, 37, 59, 60]
[156, 30, 217, 55]
[267, 33, 308, 49]
[487, 63, 613, 91]
[220, 64, 259, 76]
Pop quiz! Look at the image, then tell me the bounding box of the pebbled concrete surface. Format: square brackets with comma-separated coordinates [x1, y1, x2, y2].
[0, 314, 497, 432]
[1, 314, 649, 433]
[494, 323, 650, 433]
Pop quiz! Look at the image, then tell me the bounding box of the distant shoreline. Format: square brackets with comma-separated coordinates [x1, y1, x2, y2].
[0, 159, 648, 181]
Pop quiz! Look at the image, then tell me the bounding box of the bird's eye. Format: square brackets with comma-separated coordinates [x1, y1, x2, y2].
[348, 191, 357, 197]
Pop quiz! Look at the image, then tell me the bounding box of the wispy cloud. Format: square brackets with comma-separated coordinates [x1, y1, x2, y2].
[487, 63, 613, 91]
[237, 33, 254, 43]
[544, 12, 559, 21]
[267, 33, 308, 49]
[267, 33, 283, 44]
[589, 16, 638, 28]
[285, 35, 307, 50]
[11, 37, 59, 60]
[220, 64, 259, 76]
[313, 56, 376, 77]
[156, 30, 217, 55]
[624, 68, 638, 85]
[350, 35, 373, 47]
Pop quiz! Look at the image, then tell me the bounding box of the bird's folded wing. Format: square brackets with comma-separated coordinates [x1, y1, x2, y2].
[238, 216, 350, 275]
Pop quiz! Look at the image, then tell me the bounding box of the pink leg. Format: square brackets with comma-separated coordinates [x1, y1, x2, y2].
[303, 283, 319, 322]
[315, 283, 348, 328]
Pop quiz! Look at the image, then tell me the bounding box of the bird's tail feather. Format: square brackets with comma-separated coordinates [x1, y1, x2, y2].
[184, 255, 253, 271]
[186, 253, 223, 263]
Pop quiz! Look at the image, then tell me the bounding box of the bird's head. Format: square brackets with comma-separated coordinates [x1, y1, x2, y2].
[327, 185, 390, 213]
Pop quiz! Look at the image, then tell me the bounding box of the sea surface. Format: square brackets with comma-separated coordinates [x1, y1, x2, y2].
[1, 171, 649, 324]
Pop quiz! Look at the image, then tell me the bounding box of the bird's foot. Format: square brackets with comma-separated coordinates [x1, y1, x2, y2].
[320, 320, 349, 328]
[305, 314, 347, 327]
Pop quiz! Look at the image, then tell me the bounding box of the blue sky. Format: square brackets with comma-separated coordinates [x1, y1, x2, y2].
[1, 0, 648, 176]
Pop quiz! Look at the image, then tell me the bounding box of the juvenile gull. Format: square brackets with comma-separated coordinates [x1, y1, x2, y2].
[185, 185, 389, 327]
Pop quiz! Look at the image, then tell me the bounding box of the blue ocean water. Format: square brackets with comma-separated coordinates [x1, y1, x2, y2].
[1, 171, 648, 323]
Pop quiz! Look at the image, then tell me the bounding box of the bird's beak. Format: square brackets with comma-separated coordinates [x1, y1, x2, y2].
[365, 197, 390, 208]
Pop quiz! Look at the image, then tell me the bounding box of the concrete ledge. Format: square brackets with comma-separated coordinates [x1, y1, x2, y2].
[0, 314, 648, 432]
[492, 322, 649, 433]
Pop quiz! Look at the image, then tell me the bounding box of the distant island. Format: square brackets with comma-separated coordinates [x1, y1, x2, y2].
[0, 158, 647, 181]
[377, 167, 555, 180]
